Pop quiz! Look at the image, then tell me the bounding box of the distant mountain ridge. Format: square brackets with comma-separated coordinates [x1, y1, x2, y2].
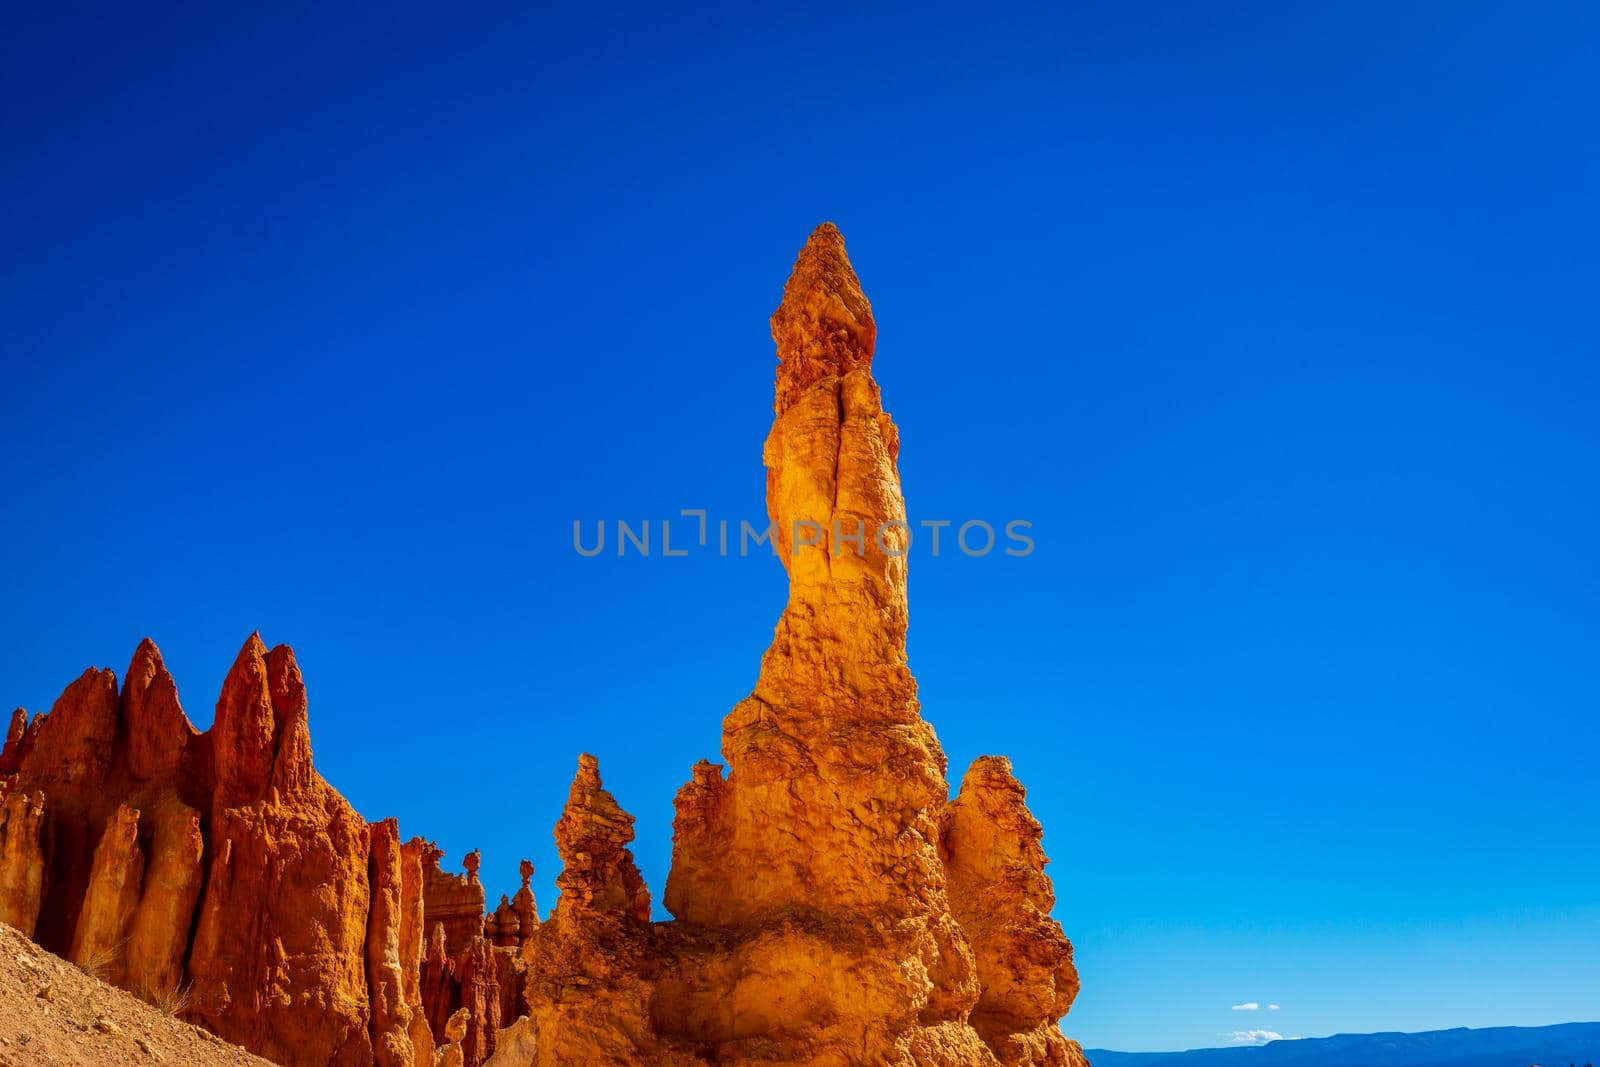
[1087, 1022, 1600, 1067]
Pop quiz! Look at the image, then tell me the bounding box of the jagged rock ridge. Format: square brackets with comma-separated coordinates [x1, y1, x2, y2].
[0, 224, 1084, 1067]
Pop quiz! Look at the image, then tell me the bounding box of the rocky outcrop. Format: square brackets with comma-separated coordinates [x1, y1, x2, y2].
[125, 795, 204, 1002]
[187, 636, 375, 1066]
[484, 1015, 538, 1067]
[121, 636, 197, 782]
[416, 846, 530, 1067]
[654, 223, 1004, 1064]
[0, 636, 403, 1067]
[422, 846, 487, 958]
[0, 224, 1084, 1067]
[512, 861, 539, 943]
[519, 754, 663, 1067]
[420, 922, 455, 1045]
[12, 665, 122, 955]
[369, 819, 434, 1067]
[0, 780, 45, 935]
[70, 803, 145, 987]
[0, 707, 26, 773]
[485, 863, 539, 950]
[434, 1008, 472, 1067]
[944, 757, 1086, 1067]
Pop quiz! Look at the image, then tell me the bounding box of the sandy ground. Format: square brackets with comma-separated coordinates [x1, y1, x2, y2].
[0, 922, 276, 1067]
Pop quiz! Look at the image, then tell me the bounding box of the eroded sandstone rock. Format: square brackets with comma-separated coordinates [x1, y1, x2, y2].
[435, 1007, 471, 1067]
[188, 636, 375, 1066]
[0, 780, 46, 935]
[16, 666, 121, 953]
[2, 636, 382, 1067]
[415, 845, 531, 1067]
[422, 846, 488, 958]
[0, 224, 1085, 1067]
[657, 223, 998, 1065]
[370, 818, 434, 1067]
[944, 756, 1085, 1067]
[519, 754, 662, 1066]
[125, 795, 204, 1003]
[70, 803, 145, 987]
[0, 707, 25, 773]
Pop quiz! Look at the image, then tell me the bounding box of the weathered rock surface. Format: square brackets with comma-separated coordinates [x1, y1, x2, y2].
[0, 224, 1084, 1067]
[69, 802, 145, 988]
[369, 818, 435, 1067]
[186, 635, 375, 1066]
[416, 846, 530, 1067]
[422, 845, 488, 958]
[517, 755, 665, 1066]
[0, 636, 417, 1067]
[0, 781, 45, 936]
[125, 794, 205, 999]
[653, 223, 1028, 1065]
[944, 757, 1087, 1067]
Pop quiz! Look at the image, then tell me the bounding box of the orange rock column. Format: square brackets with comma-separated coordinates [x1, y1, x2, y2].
[0, 781, 46, 936]
[658, 224, 991, 1064]
[69, 803, 146, 986]
[944, 756, 1086, 1067]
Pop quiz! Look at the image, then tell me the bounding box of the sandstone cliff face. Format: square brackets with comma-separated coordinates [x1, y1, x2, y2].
[0, 636, 432, 1067]
[0, 779, 45, 935]
[0, 224, 1084, 1067]
[187, 636, 376, 1066]
[368, 818, 434, 1067]
[69, 802, 145, 988]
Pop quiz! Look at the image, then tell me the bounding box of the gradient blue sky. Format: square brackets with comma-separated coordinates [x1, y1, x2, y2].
[3, 1, 1597, 1053]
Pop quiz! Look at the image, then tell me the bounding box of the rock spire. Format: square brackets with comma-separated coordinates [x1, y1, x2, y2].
[0, 225, 1086, 1067]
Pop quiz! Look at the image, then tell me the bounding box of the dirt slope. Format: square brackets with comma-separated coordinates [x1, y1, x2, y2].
[0, 921, 276, 1066]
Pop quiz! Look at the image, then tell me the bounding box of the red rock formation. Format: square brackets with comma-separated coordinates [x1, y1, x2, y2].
[434, 1008, 472, 1067]
[187, 636, 375, 1066]
[399, 837, 435, 1067]
[415, 846, 531, 1067]
[519, 754, 663, 1066]
[512, 859, 539, 940]
[2, 641, 209, 982]
[0, 780, 46, 935]
[944, 757, 1086, 1067]
[487, 896, 517, 948]
[485, 865, 540, 951]
[656, 222, 998, 1064]
[368, 818, 434, 1067]
[0, 224, 1086, 1067]
[121, 637, 197, 781]
[0, 708, 26, 773]
[70, 803, 145, 986]
[454, 935, 505, 1066]
[13, 666, 122, 954]
[422, 845, 488, 957]
[419, 922, 455, 1043]
[0, 636, 400, 1067]
[125, 795, 204, 1000]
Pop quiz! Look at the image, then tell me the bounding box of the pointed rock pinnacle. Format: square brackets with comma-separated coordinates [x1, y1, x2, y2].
[770, 222, 877, 415]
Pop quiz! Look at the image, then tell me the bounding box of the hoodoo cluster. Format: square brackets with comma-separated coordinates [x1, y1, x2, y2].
[0, 226, 1084, 1067]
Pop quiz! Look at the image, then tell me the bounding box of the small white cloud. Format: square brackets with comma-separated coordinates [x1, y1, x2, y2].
[1221, 1030, 1283, 1045]
[1268, 1004, 1281, 1011]
[1231, 1002, 1260, 1012]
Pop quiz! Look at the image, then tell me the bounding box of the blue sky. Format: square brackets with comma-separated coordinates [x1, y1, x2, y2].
[2, 1, 1597, 1053]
